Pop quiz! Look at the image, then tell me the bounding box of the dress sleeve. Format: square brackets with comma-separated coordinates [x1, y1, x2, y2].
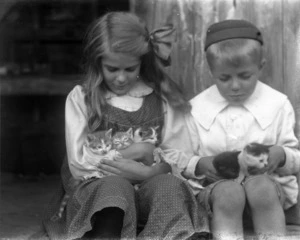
[160, 101, 201, 179]
[65, 86, 102, 180]
[276, 100, 300, 175]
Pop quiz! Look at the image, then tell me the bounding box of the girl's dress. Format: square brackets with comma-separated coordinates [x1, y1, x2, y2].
[42, 85, 208, 239]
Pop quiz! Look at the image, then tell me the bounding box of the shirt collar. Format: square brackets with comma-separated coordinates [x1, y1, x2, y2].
[191, 81, 287, 130]
[105, 80, 153, 99]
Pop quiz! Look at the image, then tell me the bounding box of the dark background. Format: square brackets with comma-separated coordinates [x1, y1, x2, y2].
[0, 0, 130, 175]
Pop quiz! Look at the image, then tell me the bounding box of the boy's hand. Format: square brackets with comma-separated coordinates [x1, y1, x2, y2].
[195, 156, 222, 181]
[267, 145, 286, 174]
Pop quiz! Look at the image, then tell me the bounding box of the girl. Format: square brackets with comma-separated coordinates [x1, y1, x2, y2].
[42, 12, 208, 239]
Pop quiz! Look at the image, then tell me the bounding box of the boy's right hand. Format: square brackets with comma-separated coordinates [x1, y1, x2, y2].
[195, 156, 223, 182]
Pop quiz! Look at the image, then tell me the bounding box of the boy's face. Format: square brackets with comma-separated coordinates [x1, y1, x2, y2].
[211, 57, 263, 104]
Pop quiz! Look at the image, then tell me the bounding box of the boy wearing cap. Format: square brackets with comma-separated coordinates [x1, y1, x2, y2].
[165, 19, 300, 239]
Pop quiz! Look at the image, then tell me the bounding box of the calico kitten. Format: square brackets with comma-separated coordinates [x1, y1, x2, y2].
[85, 129, 113, 154]
[133, 126, 159, 145]
[213, 142, 270, 181]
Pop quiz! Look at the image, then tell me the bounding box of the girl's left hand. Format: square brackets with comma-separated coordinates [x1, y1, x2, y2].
[267, 145, 286, 174]
[97, 158, 151, 183]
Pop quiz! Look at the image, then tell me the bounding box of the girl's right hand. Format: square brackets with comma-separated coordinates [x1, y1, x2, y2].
[97, 157, 153, 184]
[118, 142, 156, 166]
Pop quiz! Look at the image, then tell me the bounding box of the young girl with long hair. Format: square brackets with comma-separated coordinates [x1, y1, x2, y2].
[41, 11, 209, 239]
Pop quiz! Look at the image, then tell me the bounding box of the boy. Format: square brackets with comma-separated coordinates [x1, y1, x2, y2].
[165, 20, 300, 240]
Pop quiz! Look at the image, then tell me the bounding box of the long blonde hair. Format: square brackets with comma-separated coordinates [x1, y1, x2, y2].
[82, 12, 190, 131]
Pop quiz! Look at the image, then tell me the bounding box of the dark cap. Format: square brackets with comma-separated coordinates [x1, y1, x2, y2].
[204, 19, 263, 51]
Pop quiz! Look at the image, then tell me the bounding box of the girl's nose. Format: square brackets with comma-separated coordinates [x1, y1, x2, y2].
[116, 71, 126, 82]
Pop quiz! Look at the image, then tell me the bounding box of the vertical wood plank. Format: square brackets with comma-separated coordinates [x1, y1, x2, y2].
[133, 0, 285, 99]
[283, 0, 300, 139]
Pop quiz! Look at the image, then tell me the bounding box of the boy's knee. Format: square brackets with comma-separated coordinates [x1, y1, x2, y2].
[244, 175, 279, 209]
[211, 181, 245, 214]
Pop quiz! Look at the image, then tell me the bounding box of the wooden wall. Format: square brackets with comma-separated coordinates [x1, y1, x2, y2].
[131, 0, 300, 139]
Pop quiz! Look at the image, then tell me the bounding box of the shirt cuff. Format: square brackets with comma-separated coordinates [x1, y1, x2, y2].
[184, 156, 201, 178]
[276, 147, 300, 175]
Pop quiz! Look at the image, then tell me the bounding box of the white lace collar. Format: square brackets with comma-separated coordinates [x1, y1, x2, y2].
[105, 80, 153, 99]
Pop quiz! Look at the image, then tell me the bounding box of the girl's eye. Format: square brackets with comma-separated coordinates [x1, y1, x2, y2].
[125, 67, 137, 72]
[106, 66, 118, 72]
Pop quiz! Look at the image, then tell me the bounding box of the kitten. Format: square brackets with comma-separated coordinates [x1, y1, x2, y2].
[111, 128, 135, 150]
[133, 126, 159, 145]
[85, 128, 113, 154]
[51, 129, 115, 222]
[212, 142, 270, 181]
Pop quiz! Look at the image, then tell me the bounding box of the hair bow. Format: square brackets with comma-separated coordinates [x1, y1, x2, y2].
[149, 24, 176, 66]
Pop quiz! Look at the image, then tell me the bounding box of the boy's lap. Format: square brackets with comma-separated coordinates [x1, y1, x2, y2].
[197, 175, 284, 218]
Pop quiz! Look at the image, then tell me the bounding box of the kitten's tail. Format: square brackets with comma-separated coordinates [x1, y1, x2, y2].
[50, 194, 70, 222]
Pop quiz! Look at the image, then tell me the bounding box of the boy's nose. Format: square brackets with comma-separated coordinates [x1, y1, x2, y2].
[231, 78, 241, 90]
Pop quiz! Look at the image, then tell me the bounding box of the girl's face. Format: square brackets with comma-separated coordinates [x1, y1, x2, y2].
[211, 57, 264, 104]
[101, 51, 141, 96]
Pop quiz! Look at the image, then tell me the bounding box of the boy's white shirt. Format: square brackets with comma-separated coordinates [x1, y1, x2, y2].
[172, 80, 300, 209]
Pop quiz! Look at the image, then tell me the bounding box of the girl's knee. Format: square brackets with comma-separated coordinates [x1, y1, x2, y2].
[141, 174, 189, 200]
[96, 176, 134, 193]
[211, 181, 245, 214]
[244, 175, 280, 209]
[146, 174, 183, 189]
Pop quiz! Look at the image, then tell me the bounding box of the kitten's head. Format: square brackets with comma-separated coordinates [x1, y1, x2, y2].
[240, 142, 269, 169]
[133, 126, 159, 144]
[112, 128, 134, 150]
[86, 129, 112, 154]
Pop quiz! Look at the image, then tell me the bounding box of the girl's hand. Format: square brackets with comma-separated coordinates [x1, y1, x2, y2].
[267, 145, 286, 174]
[97, 158, 152, 183]
[118, 142, 155, 166]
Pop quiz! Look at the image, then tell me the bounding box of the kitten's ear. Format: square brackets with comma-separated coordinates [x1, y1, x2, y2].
[106, 129, 113, 138]
[127, 128, 133, 137]
[87, 134, 95, 142]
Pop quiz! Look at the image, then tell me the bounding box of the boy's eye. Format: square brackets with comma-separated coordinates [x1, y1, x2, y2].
[218, 76, 230, 82]
[239, 74, 252, 80]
